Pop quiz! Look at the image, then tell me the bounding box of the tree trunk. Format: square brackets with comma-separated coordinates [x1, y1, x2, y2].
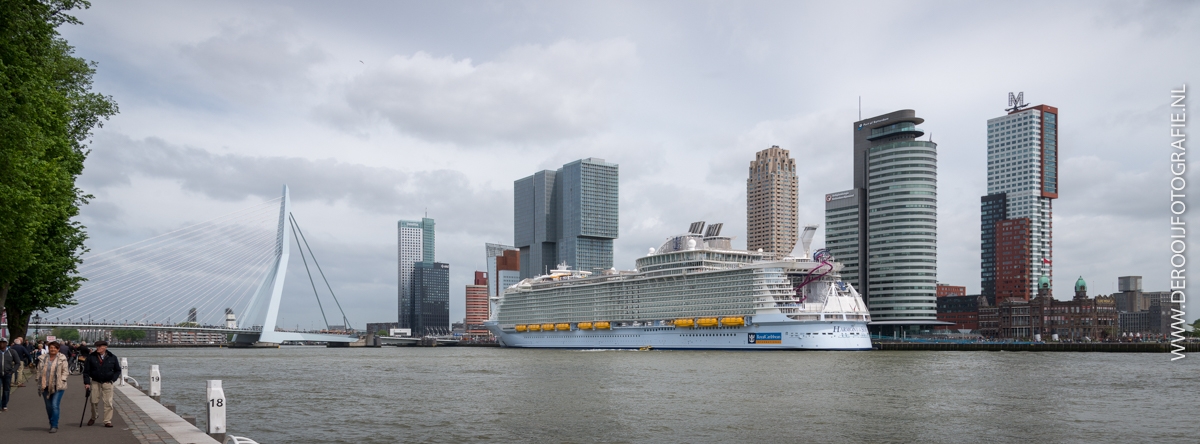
[4, 303, 30, 341]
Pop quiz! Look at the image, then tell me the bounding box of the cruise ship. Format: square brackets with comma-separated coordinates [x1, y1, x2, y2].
[485, 223, 872, 350]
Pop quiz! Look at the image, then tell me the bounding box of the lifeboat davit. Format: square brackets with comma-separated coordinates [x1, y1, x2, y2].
[697, 318, 719, 328]
[555, 323, 571, 331]
[594, 321, 611, 330]
[515, 325, 527, 332]
[541, 323, 555, 332]
[528, 324, 542, 332]
[720, 317, 745, 327]
[673, 318, 694, 328]
[578, 322, 593, 330]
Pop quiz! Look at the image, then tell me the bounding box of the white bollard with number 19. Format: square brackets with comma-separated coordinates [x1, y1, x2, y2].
[207, 380, 227, 436]
[149, 365, 161, 397]
[119, 358, 128, 386]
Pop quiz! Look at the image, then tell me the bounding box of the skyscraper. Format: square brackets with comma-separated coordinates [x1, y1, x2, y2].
[826, 110, 939, 334]
[747, 146, 799, 259]
[981, 97, 1057, 304]
[398, 217, 435, 329]
[411, 261, 449, 336]
[514, 158, 618, 278]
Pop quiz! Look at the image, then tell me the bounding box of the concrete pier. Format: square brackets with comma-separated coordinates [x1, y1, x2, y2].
[0, 370, 220, 444]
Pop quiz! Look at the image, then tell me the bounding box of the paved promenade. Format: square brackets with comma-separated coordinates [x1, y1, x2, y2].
[0, 371, 219, 444]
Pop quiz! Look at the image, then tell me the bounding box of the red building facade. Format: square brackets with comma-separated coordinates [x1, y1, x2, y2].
[995, 218, 1032, 303]
[465, 271, 489, 337]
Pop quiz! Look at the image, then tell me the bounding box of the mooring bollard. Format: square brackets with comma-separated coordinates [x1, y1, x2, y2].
[149, 365, 162, 399]
[119, 357, 129, 386]
[206, 380, 227, 442]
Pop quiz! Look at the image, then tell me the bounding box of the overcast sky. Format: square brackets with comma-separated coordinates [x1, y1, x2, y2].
[59, 1, 1199, 328]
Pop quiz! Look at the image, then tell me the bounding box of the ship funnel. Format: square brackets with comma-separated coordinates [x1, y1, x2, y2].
[801, 224, 818, 259]
[688, 221, 705, 235]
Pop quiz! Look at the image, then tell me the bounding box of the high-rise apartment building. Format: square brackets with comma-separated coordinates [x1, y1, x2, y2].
[398, 217, 435, 329]
[981, 97, 1057, 304]
[465, 271, 489, 337]
[411, 261, 450, 336]
[514, 158, 618, 278]
[747, 146, 799, 259]
[825, 110, 939, 334]
[494, 249, 521, 308]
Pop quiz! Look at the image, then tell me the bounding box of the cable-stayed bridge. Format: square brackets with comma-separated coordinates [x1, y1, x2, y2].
[12, 186, 357, 345]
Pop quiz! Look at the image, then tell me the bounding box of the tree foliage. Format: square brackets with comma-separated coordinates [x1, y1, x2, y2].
[111, 329, 145, 342]
[0, 0, 116, 339]
[51, 326, 78, 341]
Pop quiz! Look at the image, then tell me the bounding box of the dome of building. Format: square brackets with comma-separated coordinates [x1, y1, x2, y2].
[1075, 276, 1087, 292]
[1039, 274, 1050, 288]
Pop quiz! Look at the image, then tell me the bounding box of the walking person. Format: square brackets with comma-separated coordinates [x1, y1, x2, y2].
[36, 340, 69, 433]
[1, 339, 17, 411]
[82, 340, 120, 427]
[9, 337, 30, 387]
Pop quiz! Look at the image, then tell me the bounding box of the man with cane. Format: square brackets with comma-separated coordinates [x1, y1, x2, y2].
[82, 340, 121, 427]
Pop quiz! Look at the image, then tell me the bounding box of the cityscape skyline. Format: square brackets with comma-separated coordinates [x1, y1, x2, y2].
[61, 1, 1197, 328]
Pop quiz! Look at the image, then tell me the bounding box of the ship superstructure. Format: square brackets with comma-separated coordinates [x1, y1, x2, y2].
[485, 222, 872, 350]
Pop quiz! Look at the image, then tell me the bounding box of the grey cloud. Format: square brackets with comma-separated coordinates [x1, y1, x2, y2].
[80, 133, 509, 238]
[320, 39, 637, 146]
[179, 25, 327, 102]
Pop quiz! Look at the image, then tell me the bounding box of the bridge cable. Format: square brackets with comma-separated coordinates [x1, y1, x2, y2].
[289, 215, 331, 329]
[289, 213, 352, 329]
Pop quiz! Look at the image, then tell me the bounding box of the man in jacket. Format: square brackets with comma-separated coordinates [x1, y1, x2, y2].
[1, 339, 17, 411]
[82, 340, 121, 427]
[8, 337, 30, 387]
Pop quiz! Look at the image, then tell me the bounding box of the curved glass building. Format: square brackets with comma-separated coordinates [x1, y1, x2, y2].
[826, 110, 940, 335]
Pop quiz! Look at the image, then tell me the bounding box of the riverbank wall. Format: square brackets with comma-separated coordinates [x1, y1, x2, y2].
[875, 342, 1200, 352]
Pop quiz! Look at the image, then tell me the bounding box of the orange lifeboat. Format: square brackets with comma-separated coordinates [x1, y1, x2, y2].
[697, 318, 719, 328]
[555, 323, 571, 331]
[515, 325, 527, 332]
[527, 324, 542, 332]
[720, 317, 745, 327]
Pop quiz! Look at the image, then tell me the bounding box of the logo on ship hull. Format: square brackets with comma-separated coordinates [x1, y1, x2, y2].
[748, 332, 781, 344]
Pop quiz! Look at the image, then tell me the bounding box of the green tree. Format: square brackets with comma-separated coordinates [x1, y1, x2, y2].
[0, 0, 117, 340]
[51, 326, 79, 341]
[111, 329, 145, 342]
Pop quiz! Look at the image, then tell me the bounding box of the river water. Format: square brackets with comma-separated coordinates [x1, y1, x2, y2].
[114, 346, 1197, 443]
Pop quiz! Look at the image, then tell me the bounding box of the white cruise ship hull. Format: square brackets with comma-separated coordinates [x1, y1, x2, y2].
[486, 320, 871, 351]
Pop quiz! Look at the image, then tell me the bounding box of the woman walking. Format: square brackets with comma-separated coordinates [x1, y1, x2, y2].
[36, 340, 69, 433]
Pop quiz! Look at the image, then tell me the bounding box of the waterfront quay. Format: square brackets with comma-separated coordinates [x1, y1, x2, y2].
[876, 341, 1200, 352]
[0, 372, 219, 444]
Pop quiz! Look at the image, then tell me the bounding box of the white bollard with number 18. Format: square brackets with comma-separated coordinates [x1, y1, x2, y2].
[149, 365, 162, 397]
[119, 358, 128, 386]
[207, 380, 227, 436]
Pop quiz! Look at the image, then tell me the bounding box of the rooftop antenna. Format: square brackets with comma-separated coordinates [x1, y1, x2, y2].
[858, 96, 861, 120]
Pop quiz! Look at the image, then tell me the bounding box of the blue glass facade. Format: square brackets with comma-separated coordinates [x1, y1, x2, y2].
[411, 261, 450, 336]
[515, 158, 618, 278]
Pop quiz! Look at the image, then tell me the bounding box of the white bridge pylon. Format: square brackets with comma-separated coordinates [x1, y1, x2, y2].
[235, 185, 356, 344]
